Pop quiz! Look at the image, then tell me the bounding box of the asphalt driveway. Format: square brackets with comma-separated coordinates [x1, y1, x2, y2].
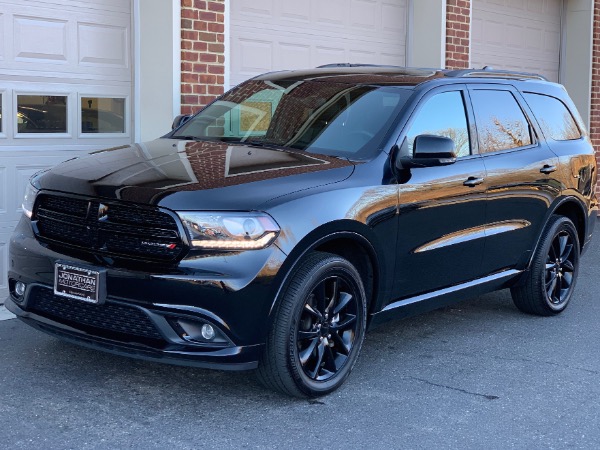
[1, 232, 599, 449]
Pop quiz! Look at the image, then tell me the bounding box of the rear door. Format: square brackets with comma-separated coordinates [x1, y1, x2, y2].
[468, 84, 560, 274]
[392, 85, 488, 300]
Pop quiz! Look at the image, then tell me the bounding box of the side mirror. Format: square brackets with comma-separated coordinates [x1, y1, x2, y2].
[398, 135, 457, 169]
[172, 114, 192, 130]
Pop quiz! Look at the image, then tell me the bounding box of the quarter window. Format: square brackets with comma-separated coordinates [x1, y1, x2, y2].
[524, 93, 581, 141]
[470, 90, 532, 153]
[404, 91, 470, 157]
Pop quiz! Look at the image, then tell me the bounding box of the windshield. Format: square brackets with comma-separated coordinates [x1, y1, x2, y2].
[171, 79, 412, 159]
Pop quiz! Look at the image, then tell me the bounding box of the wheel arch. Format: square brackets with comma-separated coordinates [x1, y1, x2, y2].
[268, 220, 389, 325]
[548, 196, 587, 251]
[521, 196, 588, 273]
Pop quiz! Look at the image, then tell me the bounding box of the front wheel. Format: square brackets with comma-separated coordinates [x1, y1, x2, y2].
[257, 252, 367, 397]
[511, 215, 580, 316]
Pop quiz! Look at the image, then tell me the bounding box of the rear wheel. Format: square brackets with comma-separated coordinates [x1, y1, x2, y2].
[511, 215, 580, 316]
[257, 252, 367, 397]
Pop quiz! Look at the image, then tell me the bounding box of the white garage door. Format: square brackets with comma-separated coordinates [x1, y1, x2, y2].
[230, 0, 408, 87]
[0, 0, 133, 303]
[472, 0, 562, 82]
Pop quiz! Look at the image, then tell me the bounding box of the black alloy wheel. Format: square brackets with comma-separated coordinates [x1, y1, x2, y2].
[257, 252, 367, 397]
[296, 275, 360, 382]
[544, 228, 576, 306]
[511, 215, 580, 316]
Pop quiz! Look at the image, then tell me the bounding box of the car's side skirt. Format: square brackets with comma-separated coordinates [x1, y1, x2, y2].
[369, 269, 522, 328]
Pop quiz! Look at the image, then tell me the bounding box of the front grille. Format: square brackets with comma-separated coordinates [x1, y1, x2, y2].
[28, 287, 164, 342]
[34, 193, 184, 262]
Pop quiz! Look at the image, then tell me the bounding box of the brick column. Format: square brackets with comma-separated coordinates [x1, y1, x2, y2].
[445, 0, 471, 70]
[180, 0, 226, 115]
[591, 0, 600, 196]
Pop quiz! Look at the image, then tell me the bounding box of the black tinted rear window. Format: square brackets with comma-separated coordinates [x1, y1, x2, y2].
[470, 90, 532, 154]
[524, 93, 581, 141]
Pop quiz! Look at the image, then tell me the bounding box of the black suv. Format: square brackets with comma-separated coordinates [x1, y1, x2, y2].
[6, 66, 597, 397]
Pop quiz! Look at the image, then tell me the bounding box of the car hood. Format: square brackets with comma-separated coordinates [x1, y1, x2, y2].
[36, 139, 356, 210]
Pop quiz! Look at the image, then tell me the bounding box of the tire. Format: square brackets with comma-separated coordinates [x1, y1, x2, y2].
[257, 252, 367, 398]
[511, 215, 580, 316]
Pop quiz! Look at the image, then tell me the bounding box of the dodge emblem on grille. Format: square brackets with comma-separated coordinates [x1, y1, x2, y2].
[98, 203, 109, 221]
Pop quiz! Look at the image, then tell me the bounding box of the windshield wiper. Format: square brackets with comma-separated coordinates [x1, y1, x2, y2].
[242, 140, 292, 150]
[171, 135, 202, 141]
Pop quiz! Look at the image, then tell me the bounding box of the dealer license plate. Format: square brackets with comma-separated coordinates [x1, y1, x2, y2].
[54, 263, 105, 304]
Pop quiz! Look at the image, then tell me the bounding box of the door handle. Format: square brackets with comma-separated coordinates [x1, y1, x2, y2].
[540, 165, 557, 174]
[463, 177, 484, 187]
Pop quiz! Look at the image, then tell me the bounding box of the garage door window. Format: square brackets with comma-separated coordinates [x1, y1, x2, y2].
[470, 90, 532, 153]
[81, 97, 126, 134]
[523, 93, 581, 141]
[17, 95, 67, 134]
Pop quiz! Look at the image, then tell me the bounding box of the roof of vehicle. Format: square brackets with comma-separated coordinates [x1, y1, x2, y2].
[254, 64, 552, 88]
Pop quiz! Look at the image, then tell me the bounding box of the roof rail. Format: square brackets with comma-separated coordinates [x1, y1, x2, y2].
[316, 63, 405, 68]
[446, 68, 547, 81]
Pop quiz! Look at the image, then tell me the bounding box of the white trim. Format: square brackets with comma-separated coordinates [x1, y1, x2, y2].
[559, 0, 567, 84]
[172, 0, 181, 117]
[467, 0, 472, 68]
[0, 306, 15, 321]
[440, 0, 447, 68]
[133, 0, 141, 142]
[406, 0, 414, 66]
[224, 0, 231, 90]
[0, 90, 7, 139]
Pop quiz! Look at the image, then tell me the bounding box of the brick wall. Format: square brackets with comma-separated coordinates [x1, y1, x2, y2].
[180, 0, 225, 115]
[591, 0, 600, 196]
[445, 0, 471, 70]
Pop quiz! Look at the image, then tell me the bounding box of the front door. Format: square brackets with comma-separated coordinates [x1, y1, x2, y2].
[391, 86, 488, 300]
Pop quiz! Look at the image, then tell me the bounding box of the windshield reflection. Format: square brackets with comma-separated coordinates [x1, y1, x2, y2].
[173, 80, 411, 159]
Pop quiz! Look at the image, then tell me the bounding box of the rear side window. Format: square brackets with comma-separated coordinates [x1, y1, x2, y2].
[524, 93, 581, 141]
[470, 90, 532, 153]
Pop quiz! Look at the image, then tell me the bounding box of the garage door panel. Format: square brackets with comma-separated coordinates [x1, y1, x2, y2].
[472, 0, 561, 82]
[1, 2, 131, 82]
[351, 0, 378, 30]
[314, 46, 346, 67]
[278, 43, 311, 70]
[313, 0, 347, 27]
[14, 15, 68, 63]
[78, 23, 129, 68]
[280, 2, 310, 22]
[231, 0, 407, 87]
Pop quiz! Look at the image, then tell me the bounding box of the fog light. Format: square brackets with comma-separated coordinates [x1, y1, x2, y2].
[172, 318, 230, 345]
[15, 281, 26, 297]
[201, 324, 215, 340]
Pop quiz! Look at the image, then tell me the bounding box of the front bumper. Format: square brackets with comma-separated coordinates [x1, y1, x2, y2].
[5, 296, 261, 370]
[8, 216, 288, 370]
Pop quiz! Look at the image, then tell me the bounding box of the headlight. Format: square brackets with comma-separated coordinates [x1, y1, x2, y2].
[177, 211, 280, 250]
[22, 183, 39, 219]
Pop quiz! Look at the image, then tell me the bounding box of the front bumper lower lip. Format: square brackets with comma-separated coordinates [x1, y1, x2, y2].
[5, 297, 261, 371]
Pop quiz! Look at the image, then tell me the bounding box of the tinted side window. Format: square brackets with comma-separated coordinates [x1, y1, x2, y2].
[405, 91, 470, 157]
[524, 93, 581, 141]
[470, 90, 532, 153]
